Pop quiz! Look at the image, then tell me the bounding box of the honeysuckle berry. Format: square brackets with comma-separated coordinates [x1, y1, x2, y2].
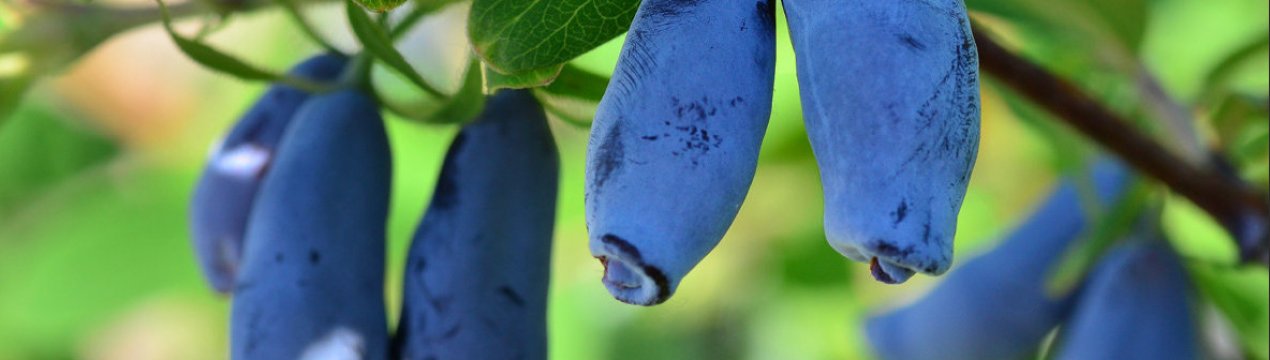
[867, 160, 1131, 360]
[395, 90, 558, 360]
[784, 0, 980, 284]
[189, 53, 347, 293]
[229, 89, 392, 360]
[584, 0, 777, 306]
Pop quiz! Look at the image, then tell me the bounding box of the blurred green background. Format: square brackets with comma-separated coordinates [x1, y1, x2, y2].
[0, 0, 1267, 359]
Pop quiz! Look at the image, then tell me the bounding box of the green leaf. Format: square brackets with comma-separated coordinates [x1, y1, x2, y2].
[1200, 34, 1270, 102]
[966, 0, 1047, 27]
[482, 62, 563, 93]
[468, 0, 639, 74]
[0, 166, 205, 358]
[533, 89, 594, 127]
[0, 74, 34, 125]
[354, 0, 407, 13]
[1163, 195, 1239, 264]
[1210, 94, 1269, 159]
[346, 0, 444, 97]
[1204, 95, 1269, 188]
[0, 102, 118, 219]
[428, 60, 487, 124]
[968, 0, 1148, 57]
[158, 0, 276, 81]
[378, 59, 486, 124]
[1188, 263, 1270, 359]
[1075, 0, 1147, 52]
[531, 64, 609, 127]
[540, 63, 608, 102]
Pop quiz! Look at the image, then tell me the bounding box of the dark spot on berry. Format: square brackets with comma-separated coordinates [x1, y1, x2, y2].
[601, 234, 643, 263]
[429, 295, 452, 312]
[875, 241, 899, 256]
[870, 258, 898, 284]
[432, 132, 467, 210]
[591, 122, 626, 191]
[922, 223, 932, 245]
[642, 264, 672, 305]
[756, 0, 775, 26]
[643, 0, 704, 18]
[898, 33, 927, 51]
[891, 200, 909, 226]
[498, 285, 525, 307]
[440, 324, 461, 339]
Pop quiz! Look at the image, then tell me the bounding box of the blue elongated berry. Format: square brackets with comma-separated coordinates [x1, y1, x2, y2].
[394, 89, 559, 360]
[188, 53, 347, 293]
[866, 160, 1131, 360]
[229, 90, 392, 360]
[783, 0, 980, 283]
[584, 0, 777, 306]
[1053, 238, 1199, 360]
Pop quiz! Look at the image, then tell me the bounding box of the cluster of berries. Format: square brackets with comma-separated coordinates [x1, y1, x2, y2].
[191, 55, 557, 358]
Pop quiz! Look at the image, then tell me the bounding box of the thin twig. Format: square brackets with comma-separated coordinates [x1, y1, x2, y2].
[277, 0, 342, 54]
[389, 1, 443, 40]
[972, 28, 1270, 266]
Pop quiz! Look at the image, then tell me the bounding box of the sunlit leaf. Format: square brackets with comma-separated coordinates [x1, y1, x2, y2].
[1163, 195, 1238, 264]
[1201, 34, 1270, 102]
[481, 62, 562, 93]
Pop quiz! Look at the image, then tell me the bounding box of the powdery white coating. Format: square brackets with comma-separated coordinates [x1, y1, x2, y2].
[784, 0, 981, 284]
[211, 144, 271, 181]
[229, 90, 391, 360]
[1054, 239, 1199, 360]
[867, 160, 1131, 360]
[395, 90, 558, 360]
[188, 53, 347, 293]
[301, 327, 366, 360]
[585, 0, 777, 306]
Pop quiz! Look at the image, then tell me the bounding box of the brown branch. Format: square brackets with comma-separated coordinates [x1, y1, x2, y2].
[972, 29, 1270, 266]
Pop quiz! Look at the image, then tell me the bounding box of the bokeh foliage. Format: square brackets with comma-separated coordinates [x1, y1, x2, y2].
[0, 0, 1267, 359]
